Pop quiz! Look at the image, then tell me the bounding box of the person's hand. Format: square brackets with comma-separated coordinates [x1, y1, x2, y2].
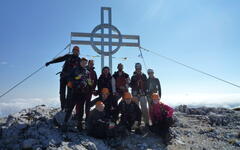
[45, 62, 50, 67]
[109, 122, 115, 129]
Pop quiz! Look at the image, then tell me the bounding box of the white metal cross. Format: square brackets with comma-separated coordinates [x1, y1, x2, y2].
[71, 7, 140, 72]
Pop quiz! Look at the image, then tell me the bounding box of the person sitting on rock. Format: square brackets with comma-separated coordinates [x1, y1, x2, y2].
[149, 93, 174, 144]
[89, 88, 118, 123]
[117, 92, 142, 133]
[63, 57, 90, 131]
[86, 101, 117, 139]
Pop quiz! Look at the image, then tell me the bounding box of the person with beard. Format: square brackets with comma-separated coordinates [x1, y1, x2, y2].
[130, 63, 149, 127]
[45, 46, 81, 110]
[112, 63, 130, 101]
[63, 57, 90, 131]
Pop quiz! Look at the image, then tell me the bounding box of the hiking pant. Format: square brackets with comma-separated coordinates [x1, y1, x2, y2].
[76, 91, 92, 120]
[60, 77, 68, 110]
[64, 91, 86, 123]
[119, 117, 135, 131]
[146, 95, 153, 109]
[150, 117, 174, 137]
[133, 95, 149, 125]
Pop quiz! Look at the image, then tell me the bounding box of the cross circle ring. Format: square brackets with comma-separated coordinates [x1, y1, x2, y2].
[90, 24, 122, 56]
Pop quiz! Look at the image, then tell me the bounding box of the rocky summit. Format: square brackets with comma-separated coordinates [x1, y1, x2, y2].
[0, 105, 240, 150]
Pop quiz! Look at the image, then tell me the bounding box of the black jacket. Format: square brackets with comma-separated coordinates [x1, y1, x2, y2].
[87, 66, 98, 91]
[117, 101, 141, 123]
[130, 72, 147, 94]
[48, 54, 81, 77]
[98, 73, 113, 93]
[86, 109, 109, 137]
[146, 77, 161, 98]
[112, 71, 129, 93]
[90, 96, 118, 112]
[69, 66, 90, 93]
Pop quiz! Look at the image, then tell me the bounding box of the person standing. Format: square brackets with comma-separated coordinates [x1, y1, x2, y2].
[130, 63, 149, 126]
[112, 63, 130, 101]
[82, 60, 97, 120]
[45, 46, 81, 110]
[146, 69, 161, 106]
[63, 57, 90, 131]
[97, 66, 114, 94]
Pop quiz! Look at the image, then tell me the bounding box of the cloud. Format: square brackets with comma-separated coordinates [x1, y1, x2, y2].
[0, 97, 59, 117]
[163, 93, 240, 108]
[0, 61, 8, 65]
[1, 93, 240, 117]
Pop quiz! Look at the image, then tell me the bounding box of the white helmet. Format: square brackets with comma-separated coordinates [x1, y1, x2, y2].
[147, 69, 154, 73]
[135, 63, 142, 69]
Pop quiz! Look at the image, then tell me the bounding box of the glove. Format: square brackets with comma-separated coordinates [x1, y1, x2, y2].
[45, 62, 50, 67]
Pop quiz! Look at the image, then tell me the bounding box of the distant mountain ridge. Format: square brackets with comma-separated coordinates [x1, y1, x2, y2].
[0, 105, 240, 150]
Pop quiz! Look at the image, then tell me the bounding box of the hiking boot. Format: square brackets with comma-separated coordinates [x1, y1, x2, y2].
[163, 132, 172, 145]
[61, 123, 68, 132]
[135, 128, 143, 135]
[77, 123, 83, 132]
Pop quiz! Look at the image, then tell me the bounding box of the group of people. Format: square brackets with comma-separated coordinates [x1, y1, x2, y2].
[46, 46, 174, 144]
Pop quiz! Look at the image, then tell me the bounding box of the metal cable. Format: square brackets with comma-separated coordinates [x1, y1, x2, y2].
[139, 46, 240, 89]
[0, 43, 71, 99]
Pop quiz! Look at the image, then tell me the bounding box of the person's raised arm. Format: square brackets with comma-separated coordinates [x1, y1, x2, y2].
[45, 54, 69, 66]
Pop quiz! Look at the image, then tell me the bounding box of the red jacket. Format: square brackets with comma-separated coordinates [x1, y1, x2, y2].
[149, 102, 174, 123]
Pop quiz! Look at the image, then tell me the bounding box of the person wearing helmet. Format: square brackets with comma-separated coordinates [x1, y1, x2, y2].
[130, 63, 149, 127]
[149, 93, 174, 145]
[63, 57, 90, 131]
[89, 88, 118, 123]
[86, 101, 113, 138]
[112, 63, 130, 101]
[84, 60, 98, 120]
[117, 92, 142, 132]
[45, 46, 81, 110]
[146, 68, 161, 106]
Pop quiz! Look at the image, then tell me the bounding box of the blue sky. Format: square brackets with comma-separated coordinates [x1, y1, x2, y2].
[0, 0, 240, 116]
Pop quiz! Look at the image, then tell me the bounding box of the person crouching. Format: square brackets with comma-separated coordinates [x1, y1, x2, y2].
[90, 88, 118, 123]
[86, 101, 116, 139]
[118, 92, 142, 133]
[149, 93, 174, 144]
